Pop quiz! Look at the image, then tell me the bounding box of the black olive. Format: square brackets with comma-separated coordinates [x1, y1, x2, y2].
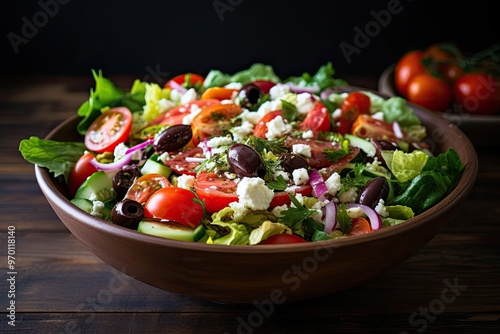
[111, 199, 144, 229]
[153, 124, 192, 153]
[113, 165, 141, 199]
[238, 83, 262, 110]
[279, 153, 309, 174]
[227, 143, 266, 178]
[357, 177, 390, 209]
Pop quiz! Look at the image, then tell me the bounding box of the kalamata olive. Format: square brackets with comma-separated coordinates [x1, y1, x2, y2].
[111, 199, 144, 229]
[238, 83, 263, 110]
[113, 165, 141, 199]
[370, 139, 398, 166]
[357, 177, 390, 209]
[227, 143, 266, 178]
[153, 124, 192, 153]
[279, 153, 309, 174]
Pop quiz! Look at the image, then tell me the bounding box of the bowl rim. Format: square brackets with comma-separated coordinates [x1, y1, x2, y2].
[35, 87, 479, 254]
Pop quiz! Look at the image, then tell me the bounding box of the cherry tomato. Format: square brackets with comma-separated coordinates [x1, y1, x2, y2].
[259, 233, 308, 244]
[200, 87, 238, 101]
[191, 103, 242, 145]
[147, 99, 221, 127]
[337, 92, 371, 135]
[84, 107, 133, 153]
[407, 73, 452, 111]
[394, 50, 425, 97]
[165, 73, 205, 90]
[251, 80, 277, 94]
[67, 152, 98, 196]
[144, 187, 204, 228]
[349, 217, 372, 235]
[269, 186, 312, 208]
[299, 101, 331, 134]
[162, 147, 204, 176]
[253, 110, 283, 139]
[454, 73, 500, 115]
[124, 173, 171, 205]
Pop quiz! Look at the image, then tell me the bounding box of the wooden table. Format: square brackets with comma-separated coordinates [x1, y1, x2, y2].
[1, 75, 499, 333]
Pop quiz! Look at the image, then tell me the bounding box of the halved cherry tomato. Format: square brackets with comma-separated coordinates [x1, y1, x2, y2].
[251, 80, 277, 94]
[259, 233, 308, 244]
[299, 101, 331, 134]
[253, 110, 283, 139]
[269, 186, 312, 208]
[147, 99, 221, 127]
[124, 173, 171, 205]
[191, 103, 242, 145]
[351, 114, 401, 142]
[68, 152, 98, 197]
[407, 73, 452, 111]
[144, 187, 204, 228]
[337, 92, 371, 135]
[394, 50, 425, 97]
[200, 87, 238, 101]
[349, 217, 372, 235]
[454, 73, 500, 115]
[165, 73, 205, 90]
[84, 107, 133, 153]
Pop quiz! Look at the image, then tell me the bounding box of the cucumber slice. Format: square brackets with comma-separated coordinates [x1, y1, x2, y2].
[74, 171, 115, 202]
[70, 198, 112, 220]
[141, 158, 172, 178]
[137, 220, 197, 242]
[193, 224, 207, 242]
[345, 134, 376, 158]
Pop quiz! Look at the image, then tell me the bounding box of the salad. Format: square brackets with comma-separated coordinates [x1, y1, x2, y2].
[19, 63, 464, 245]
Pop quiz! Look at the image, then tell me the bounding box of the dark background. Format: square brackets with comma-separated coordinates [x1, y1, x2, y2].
[1, 0, 498, 83]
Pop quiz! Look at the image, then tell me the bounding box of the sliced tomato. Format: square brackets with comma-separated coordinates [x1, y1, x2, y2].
[191, 103, 242, 145]
[337, 92, 371, 135]
[194, 172, 239, 213]
[253, 110, 283, 139]
[299, 101, 331, 133]
[84, 107, 133, 153]
[67, 152, 98, 197]
[165, 73, 205, 91]
[269, 186, 312, 208]
[200, 87, 238, 101]
[147, 99, 220, 127]
[350, 114, 401, 142]
[162, 147, 204, 176]
[144, 187, 204, 228]
[259, 233, 308, 244]
[349, 217, 372, 235]
[124, 173, 171, 205]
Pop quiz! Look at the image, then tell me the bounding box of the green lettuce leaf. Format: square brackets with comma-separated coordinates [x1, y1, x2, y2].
[284, 62, 348, 91]
[203, 63, 281, 88]
[19, 136, 87, 183]
[249, 221, 291, 245]
[382, 96, 421, 127]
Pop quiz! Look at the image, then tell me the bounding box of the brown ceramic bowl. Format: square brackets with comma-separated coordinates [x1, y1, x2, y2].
[35, 86, 478, 304]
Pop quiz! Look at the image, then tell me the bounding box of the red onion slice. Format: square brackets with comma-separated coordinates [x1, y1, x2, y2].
[392, 121, 404, 139]
[125, 139, 154, 155]
[168, 80, 187, 94]
[309, 169, 328, 201]
[90, 153, 133, 171]
[323, 201, 337, 233]
[284, 82, 320, 94]
[345, 203, 382, 230]
[185, 157, 206, 163]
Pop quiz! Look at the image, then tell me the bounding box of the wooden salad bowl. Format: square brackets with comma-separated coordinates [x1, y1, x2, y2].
[35, 86, 478, 304]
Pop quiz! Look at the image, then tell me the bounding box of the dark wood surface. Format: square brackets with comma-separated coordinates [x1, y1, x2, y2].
[1, 75, 499, 333]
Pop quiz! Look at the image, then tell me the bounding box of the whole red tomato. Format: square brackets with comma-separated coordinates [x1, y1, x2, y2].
[454, 73, 500, 115]
[406, 73, 452, 111]
[394, 50, 425, 97]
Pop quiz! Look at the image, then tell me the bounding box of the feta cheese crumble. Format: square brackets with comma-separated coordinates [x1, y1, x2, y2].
[236, 177, 274, 210]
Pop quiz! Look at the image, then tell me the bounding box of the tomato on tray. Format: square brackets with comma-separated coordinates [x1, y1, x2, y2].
[84, 107, 133, 153]
[454, 73, 500, 115]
